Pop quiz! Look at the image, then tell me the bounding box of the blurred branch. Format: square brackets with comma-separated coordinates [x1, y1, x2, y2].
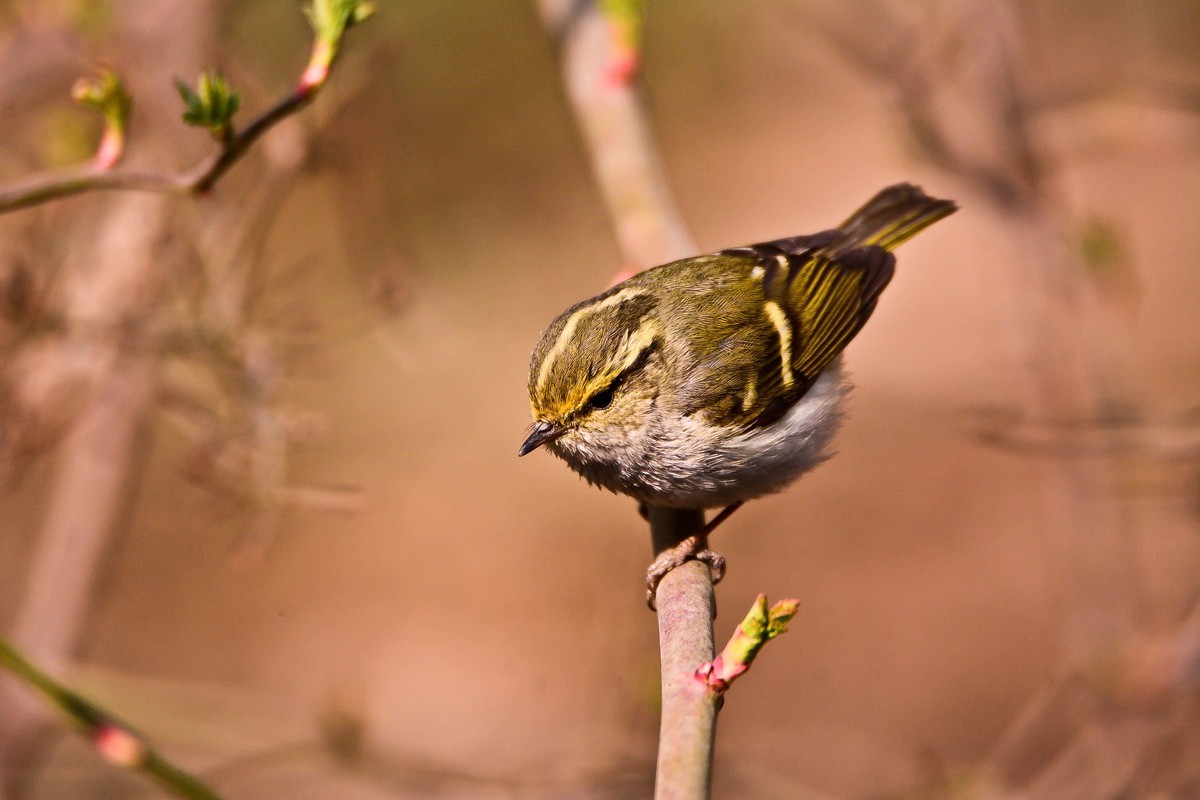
[797, 1, 1200, 796]
[978, 603, 1200, 799]
[0, 0, 375, 215]
[536, 0, 694, 270]
[966, 408, 1200, 461]
[1023, 77, 1200, 117]
[0, 2, 377, 796]
[169, 45, 386, 564]
[802, 0, 1142, 662]
[799, 1, 1035, 208]
[0, 638, 225, 800]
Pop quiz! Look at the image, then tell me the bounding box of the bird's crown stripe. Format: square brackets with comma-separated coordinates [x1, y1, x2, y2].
[535, 288, 649, 392]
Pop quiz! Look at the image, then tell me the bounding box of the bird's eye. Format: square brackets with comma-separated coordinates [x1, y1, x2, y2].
[588, 386, 615, 411]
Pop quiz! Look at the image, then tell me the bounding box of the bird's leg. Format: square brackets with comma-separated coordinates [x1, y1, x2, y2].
[646, 502, 743, 610]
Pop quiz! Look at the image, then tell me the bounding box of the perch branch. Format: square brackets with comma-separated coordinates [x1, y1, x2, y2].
[539, 4, 806, 797]
[535, 2, 729, 796]
[649, 507, 717, 800]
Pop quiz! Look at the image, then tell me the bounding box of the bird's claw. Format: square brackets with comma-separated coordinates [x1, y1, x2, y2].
[646, 542, 726, 611]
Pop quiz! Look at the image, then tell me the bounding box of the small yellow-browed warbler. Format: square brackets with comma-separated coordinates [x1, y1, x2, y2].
[520, 184, 956, 606]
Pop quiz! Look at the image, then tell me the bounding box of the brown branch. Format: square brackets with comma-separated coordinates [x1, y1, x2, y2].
[0, 2, 375, 793]
[539, 4, 810, 796]
[649, 507, 717, 800]
[0, 168, 184, 214]
[536, 0, 694, 269]
[1024, 77, 1200, 117]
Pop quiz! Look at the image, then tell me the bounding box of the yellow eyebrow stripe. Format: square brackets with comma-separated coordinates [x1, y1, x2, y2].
[763, 300, 795, 389]
[535, 287, 648, 392]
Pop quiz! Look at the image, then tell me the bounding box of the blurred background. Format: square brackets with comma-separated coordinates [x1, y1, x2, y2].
[1, 1, 1199, 798]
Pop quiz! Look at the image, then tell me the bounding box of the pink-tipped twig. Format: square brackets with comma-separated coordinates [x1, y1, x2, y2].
[696, 594, 800, 694]
[0, 637, 224, 800]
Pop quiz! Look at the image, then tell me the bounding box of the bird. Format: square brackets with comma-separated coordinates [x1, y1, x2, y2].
[520, 183, 957, 607]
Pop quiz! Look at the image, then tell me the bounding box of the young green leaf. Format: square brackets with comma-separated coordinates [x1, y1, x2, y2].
[305, 0, 376, 45]
[175, 70, 241, 141]
[73, 69, 132, 131]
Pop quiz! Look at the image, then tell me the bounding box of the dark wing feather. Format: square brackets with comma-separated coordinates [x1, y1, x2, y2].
[730, 243, 894, 428]
[833, 182, 958, 254]
[792, 246, 895, 380]
[688, 183, 954, 430]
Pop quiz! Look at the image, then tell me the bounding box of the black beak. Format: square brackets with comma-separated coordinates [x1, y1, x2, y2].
[518, 421, 565, 456]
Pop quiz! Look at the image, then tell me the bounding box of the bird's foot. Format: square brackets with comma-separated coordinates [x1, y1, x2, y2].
[646, 535, 726, 610]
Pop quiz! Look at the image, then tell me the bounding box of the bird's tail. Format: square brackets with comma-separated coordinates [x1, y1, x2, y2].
[833, 183, 957, 254]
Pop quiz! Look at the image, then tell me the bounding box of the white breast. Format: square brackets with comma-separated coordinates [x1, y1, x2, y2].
[550, 361, 850, 510]
[643, 360, 848, 509]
